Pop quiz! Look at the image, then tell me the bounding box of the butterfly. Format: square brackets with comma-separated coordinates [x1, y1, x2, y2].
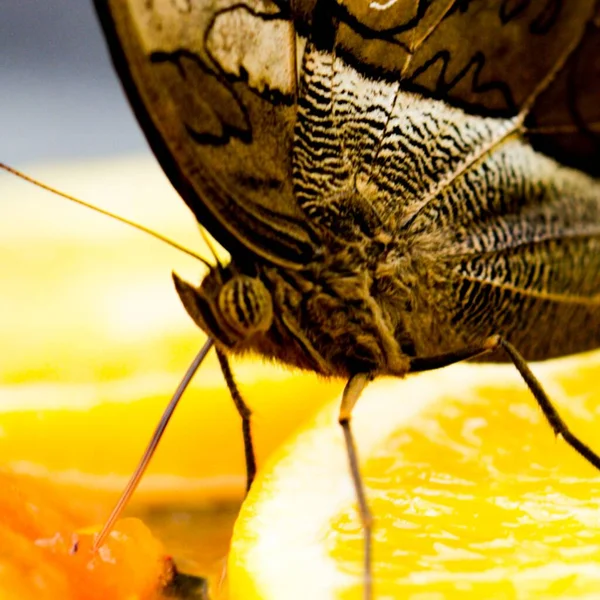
[92, 0, 600, 597]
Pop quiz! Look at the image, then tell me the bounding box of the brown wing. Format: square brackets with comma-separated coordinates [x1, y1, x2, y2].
[429, 135, 600, 362]
[291, 0, 600, 176]
[94, 0, 314, 266]
[288, 0, 600, 362]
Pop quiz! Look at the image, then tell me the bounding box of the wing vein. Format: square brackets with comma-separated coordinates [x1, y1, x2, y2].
[456, 273, 600, 307]
[449, 227, 600, 258]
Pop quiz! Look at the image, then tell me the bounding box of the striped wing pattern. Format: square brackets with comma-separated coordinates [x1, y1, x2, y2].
[291, 3, 600, 360]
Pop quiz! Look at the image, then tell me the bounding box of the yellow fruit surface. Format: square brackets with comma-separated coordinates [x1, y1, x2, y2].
[229, 353, 600, 599]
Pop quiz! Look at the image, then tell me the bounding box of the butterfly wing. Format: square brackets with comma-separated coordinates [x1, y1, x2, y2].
[291, 0, 600, 360]
[94, 0, 313, 266]
[308, 0, 600, 175]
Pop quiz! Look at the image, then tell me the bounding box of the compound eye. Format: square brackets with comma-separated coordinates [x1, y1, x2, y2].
[217, 276, 273, 336]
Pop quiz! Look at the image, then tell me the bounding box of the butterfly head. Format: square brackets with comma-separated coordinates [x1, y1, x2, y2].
[173, 265, 274, 350]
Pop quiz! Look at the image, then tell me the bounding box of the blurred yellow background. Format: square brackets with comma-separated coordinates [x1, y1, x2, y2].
[0, 156, 340, 595]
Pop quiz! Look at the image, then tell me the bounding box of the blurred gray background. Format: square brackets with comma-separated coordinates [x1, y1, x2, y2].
[0, 1, 147, 164]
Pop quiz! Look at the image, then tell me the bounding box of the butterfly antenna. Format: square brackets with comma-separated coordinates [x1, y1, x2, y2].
[90, 337, 215, 552]
[0, 162, 213, 269]
[199, 226, 226, 280]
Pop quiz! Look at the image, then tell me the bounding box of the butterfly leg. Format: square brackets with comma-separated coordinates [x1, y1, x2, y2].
[497, 338, 600, 470]
[216, 348, 257, 493]
[339, 373, 375, 600]
[409, 335, 600, 471]
[339, 345, 499, 600]
[340, 335, 600, 600]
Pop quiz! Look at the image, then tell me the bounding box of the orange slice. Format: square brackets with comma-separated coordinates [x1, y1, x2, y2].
[229, 351, 600, 599]
[0, 361, 338, 506]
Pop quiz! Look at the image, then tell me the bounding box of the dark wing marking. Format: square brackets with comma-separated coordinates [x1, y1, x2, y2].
[529, 13, 600, 175]
[94, 0, 315, 267]
[293, 0, 600, 176]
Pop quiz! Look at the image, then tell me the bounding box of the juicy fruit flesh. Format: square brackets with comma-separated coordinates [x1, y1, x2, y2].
[229, 354, 600, 599]
[334, 384, 600, 597]
[0, 471, 167, 600]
